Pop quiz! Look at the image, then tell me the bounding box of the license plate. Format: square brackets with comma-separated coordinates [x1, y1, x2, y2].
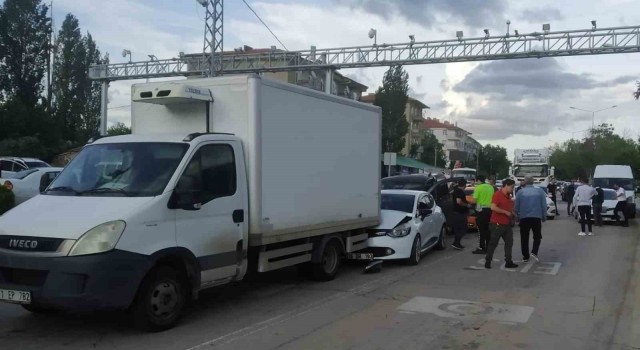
[349, 253, 374, 260]
[0, 289, 31, 304]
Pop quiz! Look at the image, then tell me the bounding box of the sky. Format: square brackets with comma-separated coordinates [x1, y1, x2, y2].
[50, 0, 640, 158]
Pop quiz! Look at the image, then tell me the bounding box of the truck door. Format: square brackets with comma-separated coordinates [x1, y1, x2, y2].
[174, 142, 246, 285]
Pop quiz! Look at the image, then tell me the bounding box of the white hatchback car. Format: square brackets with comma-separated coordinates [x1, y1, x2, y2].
[1, 167, 63, 205]
[572, 188, 619, 222]
[362, 190, 447, 265]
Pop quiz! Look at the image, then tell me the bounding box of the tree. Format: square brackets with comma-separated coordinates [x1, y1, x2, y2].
[52, 14, 106, 145]
[374, 65, 409, 153]
[107, 122, 131, 136]
[477, 144, 511, 178]
[0, 0, 51, 105]
[415, 132, 447, 167]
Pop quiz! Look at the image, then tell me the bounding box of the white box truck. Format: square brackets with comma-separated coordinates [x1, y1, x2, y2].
[0, 75, 381, 330]
[511, 148, 554, 186]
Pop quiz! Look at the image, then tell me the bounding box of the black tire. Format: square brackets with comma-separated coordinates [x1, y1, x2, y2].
[312, 240, 342, 281]
[406, 234, 421, 265]
[21, 304, 56, 314]
[131, 266, 187, 332]
[435, 226, 447, 251]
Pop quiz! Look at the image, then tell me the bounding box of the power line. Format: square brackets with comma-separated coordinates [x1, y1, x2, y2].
[241, 0, 288, 51]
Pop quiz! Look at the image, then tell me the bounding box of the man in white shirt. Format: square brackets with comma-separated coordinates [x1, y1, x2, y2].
[573, 179, 597, 236]
[613, 183, 629, 227]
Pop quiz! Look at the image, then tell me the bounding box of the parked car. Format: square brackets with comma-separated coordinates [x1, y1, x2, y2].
[532, 185, 557, 220]
[572, 188, 619, 222]
[361, 190, 447, 264]
[381, 174, 440, 192]
[561, 183, 579, 202]
[0, 157, 51, 178]
[1, 167, 63, 205]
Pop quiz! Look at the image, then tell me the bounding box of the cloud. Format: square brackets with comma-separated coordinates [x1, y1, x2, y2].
[454, 58, 632, 101]
[517, 7, 564, 23]
[341, 0, 508, 29]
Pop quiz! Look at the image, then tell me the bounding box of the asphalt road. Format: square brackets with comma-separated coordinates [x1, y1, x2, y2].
[1, 202, 639, 350]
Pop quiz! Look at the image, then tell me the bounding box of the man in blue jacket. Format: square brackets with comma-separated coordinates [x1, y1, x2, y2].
[515, 175, 547, 262]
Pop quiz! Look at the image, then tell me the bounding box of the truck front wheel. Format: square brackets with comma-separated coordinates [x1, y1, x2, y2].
[312, 240, 342, 281]
[131, 266, 187, 332]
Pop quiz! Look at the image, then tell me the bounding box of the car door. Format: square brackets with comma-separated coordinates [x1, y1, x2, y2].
[417, 194, 438, 248]
[174, 142, 246, 286]
[427, 178, 459, 230]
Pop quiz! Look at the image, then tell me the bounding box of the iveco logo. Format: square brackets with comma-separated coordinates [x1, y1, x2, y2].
[9, 239, 38, 249]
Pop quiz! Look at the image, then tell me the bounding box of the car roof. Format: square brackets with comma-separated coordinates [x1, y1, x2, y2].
[382, 174, 436, 181]
[381, 189, 427, 196]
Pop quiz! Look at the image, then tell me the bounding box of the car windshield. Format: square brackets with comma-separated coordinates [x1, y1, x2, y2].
[10, 169, 38, 179]
[594, 178, 634, 191]
[381, 193, 416, 213]
[452, 170, 475, 180]
[45, 142, 188, 197]
[24, 161, 50, 168]
[514, 165, 548, 177]
[603, 190, 617, 200]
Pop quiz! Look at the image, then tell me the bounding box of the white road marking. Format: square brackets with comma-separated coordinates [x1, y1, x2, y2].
[186, 252, 458, 350]
[533, 262, 562, 275]
[397, 296, 534, 324]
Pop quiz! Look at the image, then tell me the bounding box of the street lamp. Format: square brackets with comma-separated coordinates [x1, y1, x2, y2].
[569, 105, 617, 129]
[122, 49, 132, 63]
[506, 20, 511, 36]
[559, 127, 589, 139]
[368, 28, 377, 46]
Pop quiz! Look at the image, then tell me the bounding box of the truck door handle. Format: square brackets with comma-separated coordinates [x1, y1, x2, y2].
[233, 210, 244, 223]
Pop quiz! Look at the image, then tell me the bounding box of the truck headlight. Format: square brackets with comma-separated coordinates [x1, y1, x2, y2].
[69, 221, 126, 256]
[388, 224, 411, 238]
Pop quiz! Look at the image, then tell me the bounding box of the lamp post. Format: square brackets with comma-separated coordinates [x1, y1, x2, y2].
[569, 105, 617, 130]
[559, 127, 588, 139]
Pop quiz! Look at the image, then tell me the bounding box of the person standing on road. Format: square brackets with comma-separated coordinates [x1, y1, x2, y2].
[573, 179, 597, 236]
[452, 178, 472, 250]
[547, 179, 558, 214]
[485, 179, 518, 269]
[566, 182, 576, 216]
[592, 186, 605, 227]
[472, 175, 494, 255]
[613, 183, 629, 227]
[515, 175, 547, 263]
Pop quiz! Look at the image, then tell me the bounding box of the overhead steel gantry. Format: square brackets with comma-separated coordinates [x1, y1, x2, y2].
[89, 19, 640, 134]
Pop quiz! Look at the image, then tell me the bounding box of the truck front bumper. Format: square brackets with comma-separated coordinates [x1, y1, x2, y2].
[0, 250, 152, 311]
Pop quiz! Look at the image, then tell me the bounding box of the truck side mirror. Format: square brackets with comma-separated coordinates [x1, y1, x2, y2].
[168, 176, 202, 211]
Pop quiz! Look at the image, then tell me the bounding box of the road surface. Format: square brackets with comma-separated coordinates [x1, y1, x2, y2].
[1, 202, 639, 350]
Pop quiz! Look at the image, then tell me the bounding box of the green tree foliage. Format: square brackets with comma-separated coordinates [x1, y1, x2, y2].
[477, 144, 511, 179]
[375, 65, 409, 153]
[413, 132, 447, 167]
[52, 14, 106, 145]
[551, 123, 640, 180]
[107, 122, 131, 136]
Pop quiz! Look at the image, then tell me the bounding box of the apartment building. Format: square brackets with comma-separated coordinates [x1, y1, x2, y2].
[421, 118, 479, 165]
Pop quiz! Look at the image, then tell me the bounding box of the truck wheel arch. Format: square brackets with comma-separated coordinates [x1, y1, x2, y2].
[143, 248, 201, 300]
[311, 235, 346, 263]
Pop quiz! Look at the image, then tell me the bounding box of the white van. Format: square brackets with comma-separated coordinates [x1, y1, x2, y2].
[593, 165, 636, 218]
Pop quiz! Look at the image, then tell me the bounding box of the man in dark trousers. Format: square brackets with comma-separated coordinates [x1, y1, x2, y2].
[452, 178, 472, 250]
[485, 179, 518, 269]
[566, 182, 576, 216]
[472, 175, 494, 254]
[515, 175, 547, 262]
[547, 179, 558, 214]
[592, 186, 605, 227]
[613, 183, 629, 227]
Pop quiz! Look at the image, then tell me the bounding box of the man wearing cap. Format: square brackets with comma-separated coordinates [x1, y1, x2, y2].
[515, 175, 547, 262]
[471, 175, 494, 255]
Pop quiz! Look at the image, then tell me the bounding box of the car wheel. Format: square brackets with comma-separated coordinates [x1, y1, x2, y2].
[407, 234, 421, 265]
[131, 266, 187, 332]
[435, 225, 447, 251]
[312, 240, 342, 281]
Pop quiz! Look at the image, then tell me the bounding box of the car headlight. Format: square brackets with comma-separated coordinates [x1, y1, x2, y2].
[388, 224, 411, 238]
[69, 221, 126, 256]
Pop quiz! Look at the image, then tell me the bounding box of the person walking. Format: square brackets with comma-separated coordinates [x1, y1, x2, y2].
[515, 175, 547, 263]
[592, 186, 605, 227]
[566, 182, 576, 216]
[452, 178, 472, 250]
[485, 179, 518, 269]
[573, 179, 597, 236]
[472, 175, 494, 255]
[613, 183, 629, 227]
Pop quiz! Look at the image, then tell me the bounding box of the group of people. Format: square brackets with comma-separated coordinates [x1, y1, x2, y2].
[565, 179, 630, 233]
[449, 173, 631, 270]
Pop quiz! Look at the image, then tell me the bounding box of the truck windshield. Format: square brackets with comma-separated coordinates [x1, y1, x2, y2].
[514, 165, 548, 177]
[45, 142, 188, 197]
[593, 178, 634, 191]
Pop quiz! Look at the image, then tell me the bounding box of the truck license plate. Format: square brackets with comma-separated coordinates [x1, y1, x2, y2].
[0, 289, 31, 304]
[349, 253, 373, 260]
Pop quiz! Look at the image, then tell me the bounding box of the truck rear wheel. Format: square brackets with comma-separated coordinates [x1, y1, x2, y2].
[131, 266, 187, 332]
[312, 240, 341, 281]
